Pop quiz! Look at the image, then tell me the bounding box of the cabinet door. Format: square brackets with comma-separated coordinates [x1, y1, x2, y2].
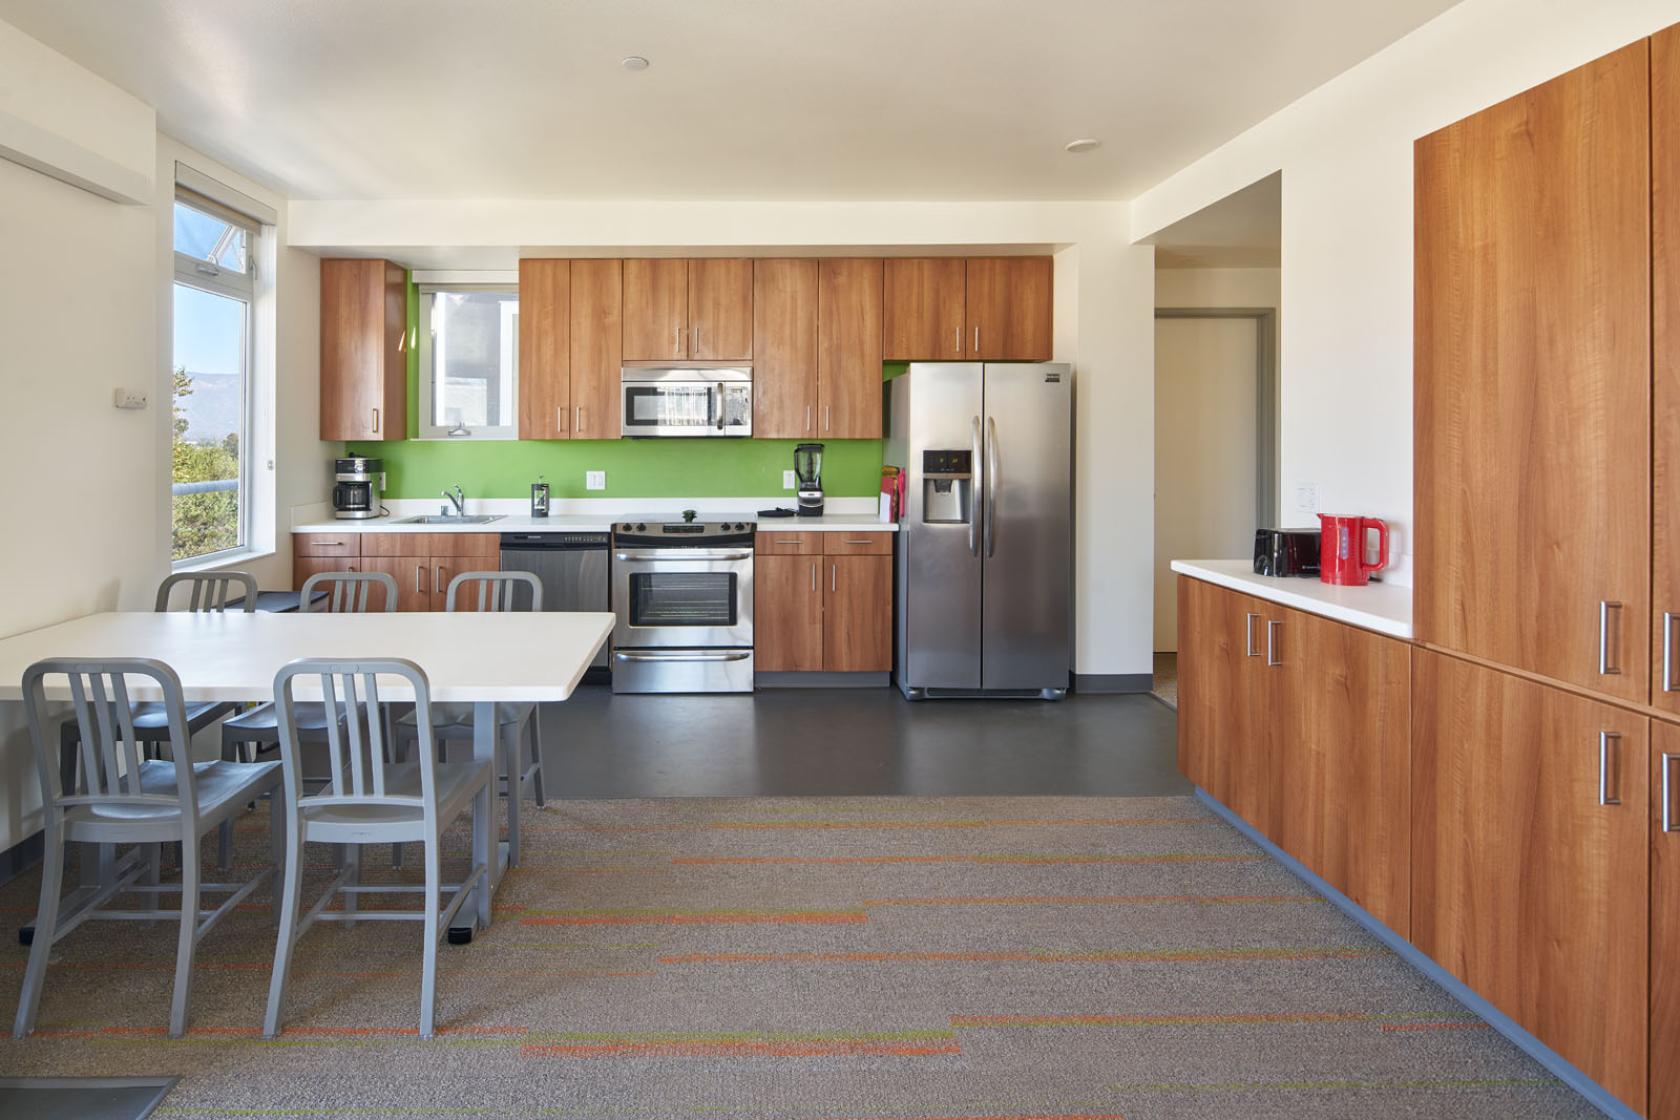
[688, 258, 753, 360]
[293, 556, 357, 593]
[320, 259, 406, 441]
[883, 258, 966, 360]
[1176, 576, 1271, 832]
[966, 257, 1053, 361]
[753, 259, 819, 439]
[818, 258, 884, 438]
[1655, 28, 1680, 714]
[1414, 43, 1650, 702]
[755, 554, 824, 671]
[1412, 650, 1648, 1112]
[517, 259, 570, 439]
[357, 556, 431, 613]
[1653, 721, 1680, 1120]
[622, 259, 688, 360]
[570, 259, 622, 439]
[823, 555, 891, 672]
[1275, 606, 1412, 936]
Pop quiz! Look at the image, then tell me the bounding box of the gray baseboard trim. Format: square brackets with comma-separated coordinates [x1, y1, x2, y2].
[1195, 789, 1638, 1120]
[0, 829, 43, 890]
[1072, 673, 1152, 694]
[756, 672, 891, 689]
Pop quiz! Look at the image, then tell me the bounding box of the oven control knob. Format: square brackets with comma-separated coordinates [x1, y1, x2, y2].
[636, 523, 646, 531]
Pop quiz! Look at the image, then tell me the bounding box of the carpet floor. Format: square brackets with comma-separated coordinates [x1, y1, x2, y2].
[0, 796, 1598, 1120]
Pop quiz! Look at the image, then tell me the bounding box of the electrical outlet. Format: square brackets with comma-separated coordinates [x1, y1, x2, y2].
[112, 388, 149, 410]
[783, 470, 797, 490]
[1294, 484, 1320, 514]
[586, 470, 606, 491]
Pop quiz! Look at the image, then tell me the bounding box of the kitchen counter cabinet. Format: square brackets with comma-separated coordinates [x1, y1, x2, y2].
[756, 530, 892, 676]
[755, 553, 825, 671]
[823, 553, 891, 672]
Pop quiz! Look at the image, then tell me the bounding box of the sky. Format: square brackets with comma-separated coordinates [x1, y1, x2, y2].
[173, 203, 247, 377]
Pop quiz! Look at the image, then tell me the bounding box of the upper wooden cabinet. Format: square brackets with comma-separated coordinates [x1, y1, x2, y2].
[517, 259, 570, 439]
[320, 259, 407, 441]
[883, 258, 966, 360]
[966, 257, 1053, 361]
[753, 259, 819, 439]
[688, 258, 753, 360]
[818, 258, 884, 438]
[1412, 649, 1648, 1114]
[1414, 42, 1651, 704]
[622, 259, 689, 360]
[570, 259, 623, 439]
[1655, 28, 1680, 714]
[622, 258, 751, 361]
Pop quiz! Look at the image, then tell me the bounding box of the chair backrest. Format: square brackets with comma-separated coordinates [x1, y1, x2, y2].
[299, 570, 399, 614]
[272, 658, 439, 818]
[21, 658, 199, 827]
[155, 571, 258, 613]
[445, 570, 542, 613]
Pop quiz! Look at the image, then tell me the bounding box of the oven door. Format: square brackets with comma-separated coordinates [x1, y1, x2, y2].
[612, 548, 754, 649]
[620, 379, 752, 437]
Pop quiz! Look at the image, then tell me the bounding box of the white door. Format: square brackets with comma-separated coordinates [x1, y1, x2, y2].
[1154, 316, 1261, 652]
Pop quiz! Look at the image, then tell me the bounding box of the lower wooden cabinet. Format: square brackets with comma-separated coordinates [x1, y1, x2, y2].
[755, 532, 892, 673]
[1177, 577, 1275, 834]
[292, 534, 498, 612]
[1412, 649, 1648, 1114]
[1654, 721, 1680, 1120]
[358, 555, 434, 612]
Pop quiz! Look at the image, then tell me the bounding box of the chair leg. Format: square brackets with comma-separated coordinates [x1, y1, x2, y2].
[391, 726, 410, 870]
[343, 844, 362, 928]
[168, 837, 201, 1038]
[529, 713, 546, 808]
[268, 792, 285, 928]
[263, 817, 304, 1039]
[501, 725, 521, 868]
[474, 779, 493, 930]
[217, 820, 233, 872]
[420, 836, 441, 1040]
[13, 825, 65, 1038]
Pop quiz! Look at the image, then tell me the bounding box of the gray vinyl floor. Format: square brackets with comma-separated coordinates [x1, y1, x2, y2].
[536, 685, 1188, 798]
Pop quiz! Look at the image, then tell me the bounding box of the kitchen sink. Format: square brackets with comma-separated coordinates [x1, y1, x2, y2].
[395, 514, 504, 525]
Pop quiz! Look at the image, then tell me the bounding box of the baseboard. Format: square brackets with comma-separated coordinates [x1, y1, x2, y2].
[1072, 673, 1152, 694]
[1195, 789, 1640, 1120]
[755, 672, 891, 689]
[0, 829, 43, 889]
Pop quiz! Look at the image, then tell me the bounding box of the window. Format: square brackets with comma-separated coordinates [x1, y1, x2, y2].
[171, 192, 256, 563]
[417, 287, 519, 439]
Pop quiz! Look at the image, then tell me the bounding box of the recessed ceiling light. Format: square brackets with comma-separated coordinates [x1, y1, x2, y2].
[621, 56, 650, 72]
[1064, 138, 1101, 153]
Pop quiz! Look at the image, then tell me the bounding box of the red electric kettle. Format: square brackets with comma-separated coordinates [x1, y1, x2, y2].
[1318, 514, 1389, 586]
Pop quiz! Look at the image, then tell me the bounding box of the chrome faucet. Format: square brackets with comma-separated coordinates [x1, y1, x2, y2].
[443, 483, 465, 517]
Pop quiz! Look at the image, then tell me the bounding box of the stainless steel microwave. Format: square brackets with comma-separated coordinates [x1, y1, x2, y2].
[621, 367, 752, 438]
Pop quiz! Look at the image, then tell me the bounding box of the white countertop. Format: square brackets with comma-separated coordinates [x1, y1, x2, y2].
[293, 512, 898, 534]
[291, 497, 896, 534]
[1170, 559, 1413, 640]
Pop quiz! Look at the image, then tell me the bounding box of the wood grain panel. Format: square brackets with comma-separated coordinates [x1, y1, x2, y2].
[818, 258, 885, 438]
[357, 555, 432, 613]
[823, 555, 891, 672]
[360, 533, 497, 559]
[293, 533, 362, 558]
[1176, 576, 1269, 829]
[292, 557, 357, 592]
[1655, 27, 1680, 715]
[822, 532, 893, 556]
[688, 258, 753, 360]
[755, 531, 824, 555]
[1412, 649, 1647, 1111]
[754, 554, 824, 671]
[965, 257, 1053, 361]
[570, 259, 622, 439]
[883, 258, 965, 360]
[753, 259, 818, 439]
[517, 259, 570, 439]
[1414, 42, 1650, 703]
[321, 259, 406, 441]
[622, 259, 688, 360]
[1653, 719, 1680, 1120]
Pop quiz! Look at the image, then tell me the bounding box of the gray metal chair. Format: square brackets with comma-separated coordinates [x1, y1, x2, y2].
[155, 571, 260, 614]
[263, 658, 492, 1041]
[13, 658, 283, 1039]
[396, 571, 545, 868]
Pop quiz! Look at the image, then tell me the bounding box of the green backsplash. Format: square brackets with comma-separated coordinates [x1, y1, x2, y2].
[368, 275, 898, 500]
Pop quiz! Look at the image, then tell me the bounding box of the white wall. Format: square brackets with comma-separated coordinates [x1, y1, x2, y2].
[1155, 268, 1280, 311]
[1130, 0, 1680, 588]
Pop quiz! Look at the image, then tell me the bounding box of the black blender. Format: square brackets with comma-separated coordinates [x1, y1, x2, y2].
[794, 443, 824, 517]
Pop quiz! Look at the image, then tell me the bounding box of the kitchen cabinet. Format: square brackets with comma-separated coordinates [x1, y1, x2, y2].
[883, 258, 966, 360]
[293, 533, 361, 594]
[1655, 27, 1680, 715]
[823, 553, 892, 672]
[517, 259, 571, 438]
[753, 259, 819, 439]
[1653, 720, 1680, 1120]
[1176, 576, 1275, 835]
[570, 259, 623, 439]
[358, 555, 434, 613]
[966, 257, 1053, 361]
[328, 534, 498, 612]
[1414, 42, 1650, 704]
[320, 259, 407, 441]
[622, 259, 689, 360]
[754, 531, 892, 674]
[688, 258, 753, 360]
[754, 553, 825, 671]
[292, 557, 357, 592]
[1412, 649, 1648, 1114]
[817, 258, 884, 438]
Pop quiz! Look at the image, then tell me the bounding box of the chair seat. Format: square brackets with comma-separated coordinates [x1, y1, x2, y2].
[299, 761, 491, 831]
[224, 702, 339, 735]
[398, 702, 532, 731]
[66, 759, 280, 826]
[60, 699, 234, 745]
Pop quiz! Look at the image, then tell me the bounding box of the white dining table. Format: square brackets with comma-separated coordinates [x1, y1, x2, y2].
[0, 609, 614, 906]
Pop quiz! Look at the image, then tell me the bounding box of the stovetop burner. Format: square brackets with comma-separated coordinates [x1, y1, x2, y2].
[612, 519, 755, 548]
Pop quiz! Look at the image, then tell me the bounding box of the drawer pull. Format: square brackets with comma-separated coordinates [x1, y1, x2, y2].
[1265, 619, 1282, 667]
[1244, 612, 1259, 658]
[1598, 731, 1622, 807]
[1665, 612, 1679, 692]
[1598, 600, 1623, 676]
[841, 537, 876, 545]
[1665, 753, 1680, 833]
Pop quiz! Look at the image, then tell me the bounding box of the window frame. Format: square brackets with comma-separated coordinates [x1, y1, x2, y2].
[416, 285, 521, 441]
[170, 190, 258, 569]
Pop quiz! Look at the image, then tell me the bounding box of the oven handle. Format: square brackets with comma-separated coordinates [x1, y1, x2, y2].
[614, 549, 754, 562]
[614, 650, 752, 663]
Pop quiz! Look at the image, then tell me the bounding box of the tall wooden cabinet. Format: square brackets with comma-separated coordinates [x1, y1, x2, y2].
[1654, 27, 1680, 712]
[818, 258, 885, 438]
[1652, 721, 1680, 1120]
[320, 259, 407, 441]
[569, 259, 623, 439]
[1414, 42, 1651, 704]
[752, 260, 819, 440]
[517, 259, 623, 439]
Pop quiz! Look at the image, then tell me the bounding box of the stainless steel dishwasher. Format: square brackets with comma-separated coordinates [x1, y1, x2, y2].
[499, 532, 611, 680]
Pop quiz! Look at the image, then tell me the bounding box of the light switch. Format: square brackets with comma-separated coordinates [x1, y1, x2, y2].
[1294, 484, 1320, 514]
[586, 470, 606, 491]
[112, 388, 149, 410]
[783, 470, 797, 490]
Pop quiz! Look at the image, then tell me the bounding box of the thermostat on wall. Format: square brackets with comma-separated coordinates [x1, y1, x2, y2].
[112, 388, 149, 410]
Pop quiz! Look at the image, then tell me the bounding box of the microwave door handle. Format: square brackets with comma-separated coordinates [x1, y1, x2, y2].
[716, 383, 726, 431]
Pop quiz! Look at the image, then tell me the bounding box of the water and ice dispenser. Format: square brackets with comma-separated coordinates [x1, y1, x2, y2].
[921, 449, 973, 524]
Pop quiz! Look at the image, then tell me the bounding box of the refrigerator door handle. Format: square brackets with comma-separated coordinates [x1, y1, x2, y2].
[969, 415, 983, 557]
[985, 416, 999, 557]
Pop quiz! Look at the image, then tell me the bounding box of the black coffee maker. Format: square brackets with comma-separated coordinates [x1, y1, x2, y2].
[794, 443, 824, 517]
[333, 455, 384, 520]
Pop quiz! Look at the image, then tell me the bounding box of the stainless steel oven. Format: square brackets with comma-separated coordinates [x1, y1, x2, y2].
[621, 367, 752, 438]
[611, 520, 755, 692]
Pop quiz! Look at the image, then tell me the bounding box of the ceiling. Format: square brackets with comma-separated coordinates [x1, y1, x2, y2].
[1148, 172, 1281, 268]
[0, 0, 1459, 202]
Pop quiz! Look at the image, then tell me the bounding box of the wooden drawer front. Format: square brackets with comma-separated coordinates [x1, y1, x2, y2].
[432, 532, 500, 560]
[823, 531, 893, 556]
[294, 532, 361, 558]
[756, 531, 823, 555]
[360, 532, 499, 560]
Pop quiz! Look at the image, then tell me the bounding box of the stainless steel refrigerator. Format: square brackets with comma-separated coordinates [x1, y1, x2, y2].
[886, 362, 1072, 699]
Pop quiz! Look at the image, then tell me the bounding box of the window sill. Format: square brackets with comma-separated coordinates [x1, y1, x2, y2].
[172, 546, 275, 575]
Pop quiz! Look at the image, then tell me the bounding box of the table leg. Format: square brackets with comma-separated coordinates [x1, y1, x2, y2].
[472, 702, 508, 890]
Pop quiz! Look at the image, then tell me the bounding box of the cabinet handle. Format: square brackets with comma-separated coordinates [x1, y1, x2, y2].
[1599, 731, 1622, 806]
[415, 563, 424, 595]
[372, 407, 380, 434]
[673, 324, 682, 355]
[810, 563, 817, 592]
[842, 537, 875, 545]
[1244, 612, 1260, 657]
[824, 406, 832, 432]
[576, 405, 584, 433]
[1265, 619, 1282, 667]
[805, 405, 812, 433]
[831, 564, 837, 593]
[974, 326, 980, 352]
[435, 565, 445, 596]
[692, 325, 699, 354]
[1665, 612, 1678, 692]
[1598, 600, 1623, 676]
[1664, 753, 1680, 833]
[314, 542, 345, 548]
[556, 406, 566, 433]
[954, 326, 961, 354]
